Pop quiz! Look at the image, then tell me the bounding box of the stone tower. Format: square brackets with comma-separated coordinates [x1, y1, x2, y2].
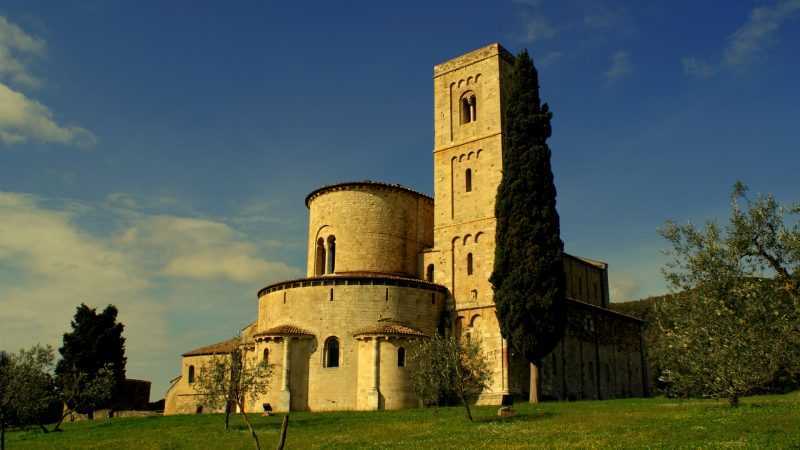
[422, 43, 528, 403]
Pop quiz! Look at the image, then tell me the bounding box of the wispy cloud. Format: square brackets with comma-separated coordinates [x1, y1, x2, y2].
[0, 191, 303, 396]
[0, 83, 97, 147]
[537, 51, 563, 67]
[0, 16, 95, 148]
[609, 272, 642, 302]
[605, 50, 632, 82]
[681, 57, 717, 79]
[0, 16, 45, 89]
[522, 14, 558, 43]
[724, 0, 800, 67]
[681, 0, 800, 78]
[583, 4, 630, 31]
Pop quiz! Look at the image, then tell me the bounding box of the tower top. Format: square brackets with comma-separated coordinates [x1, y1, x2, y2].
[433, 43, 514, 78]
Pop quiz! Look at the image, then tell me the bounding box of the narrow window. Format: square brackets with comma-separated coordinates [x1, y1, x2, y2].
[324, 337, 340, 368]
[327, 236, 336, 274]
[469, 95, 477, 121]
[465, 169, 472, 192]
[188, 365, 195, 384]
[467, 253, 474, 275]
[315, 238, 326, 276]
[431, 293, 436, 304]
[263, 348, 269, 364]
[461, 97, 472, 124]
[397, 347, 406, 367]
[426, 264, 434, 282]
[329, 288, 334, 301]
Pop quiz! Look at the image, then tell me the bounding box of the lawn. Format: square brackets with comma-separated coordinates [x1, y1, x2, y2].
[6, 392, 800, 449]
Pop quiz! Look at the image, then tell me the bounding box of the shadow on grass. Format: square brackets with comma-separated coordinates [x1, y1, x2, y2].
[475, 410, 556, 424]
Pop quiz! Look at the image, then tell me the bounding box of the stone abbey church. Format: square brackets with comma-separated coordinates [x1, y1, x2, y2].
[164, 43, 648, 415]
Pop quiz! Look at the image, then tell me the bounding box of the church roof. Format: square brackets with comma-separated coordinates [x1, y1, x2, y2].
[305, 180, 433, 207]
[253, 324, 314, 338]
[182, 337, 240, 357]
[353, 322, 428, 338]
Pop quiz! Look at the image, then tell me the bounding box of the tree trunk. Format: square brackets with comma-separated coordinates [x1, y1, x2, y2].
[459, 394, 473, 422]
[238, 403, 261, 450]
[729, 395, 740, 408]
[224, 401, 231, 431]
[276, 414, 289, 450]
[52, 409, 72, 432]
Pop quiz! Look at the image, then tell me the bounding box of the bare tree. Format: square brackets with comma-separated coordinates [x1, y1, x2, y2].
[194, 343, 273, 450]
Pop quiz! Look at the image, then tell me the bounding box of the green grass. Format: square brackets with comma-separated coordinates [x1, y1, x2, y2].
[6, 392, 800, 449]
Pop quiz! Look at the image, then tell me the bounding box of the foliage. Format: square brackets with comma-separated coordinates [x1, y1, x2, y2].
[55, 303, 126, 415]
[52, 365, 116, 430]
[5, 392, 800, 449]
[408, 335, 491, 421]
[656, 183, 800, 406]
[194, 345, 273, 450]
[0, 345, 61, 449]
[490, 49, 566, 365]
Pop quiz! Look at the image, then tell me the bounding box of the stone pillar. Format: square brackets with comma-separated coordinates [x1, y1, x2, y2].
[365, 338, 381, 410]
[529, 363, 540, 403]
[276, 337, 291, 411]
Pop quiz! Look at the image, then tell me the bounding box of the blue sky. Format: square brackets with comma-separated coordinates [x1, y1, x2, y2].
[1, 0, 798, 398]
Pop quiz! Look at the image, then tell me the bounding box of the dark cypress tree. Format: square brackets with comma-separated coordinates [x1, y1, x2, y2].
[55, 303, 126, 412]
[490, 49, 566, 366]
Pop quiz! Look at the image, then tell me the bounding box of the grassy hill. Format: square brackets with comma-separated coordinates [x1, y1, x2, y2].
[6, 391, 800, 449]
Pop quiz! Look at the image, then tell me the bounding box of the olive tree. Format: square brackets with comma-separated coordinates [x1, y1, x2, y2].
[408, 335, 491, 421]
[656, 183, 800, 406]
[194, 345, 273, 450]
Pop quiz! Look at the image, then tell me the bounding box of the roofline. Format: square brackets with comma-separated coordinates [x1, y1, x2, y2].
[566, 298, 645, 324]
[564, 253, 608, 269]
[258, 273, 448, 298]
[304, 180, 433, 208]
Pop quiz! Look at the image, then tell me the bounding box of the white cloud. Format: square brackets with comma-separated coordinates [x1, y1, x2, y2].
[0, 191, 302, 397]
[0, 16, 45, 89]
[0, 83, 97, 147]
[605, 50, 632, 82]
[0, 16, 95, 149]
[681, 57, 717, 79]
[117, 215, 299, 283]
[682, 0, 800, 78]
[522, 15, 558, 43]
[724, 0, 800, 67]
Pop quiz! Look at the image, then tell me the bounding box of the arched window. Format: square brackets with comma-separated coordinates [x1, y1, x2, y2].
[315, 238, 326, 276]
[263, 348, 269, 365]
[460, 92, 477, 124]
[323, 337, 340, 368]
[326, 236, 336, 274]
[467, 253, 474, 275]
[461, 96, 472, 124]
[397, 347, 406, 367]
[426, 264, 434, 282]
[465, 169, 472, 192]
[188, 365, 195, 384]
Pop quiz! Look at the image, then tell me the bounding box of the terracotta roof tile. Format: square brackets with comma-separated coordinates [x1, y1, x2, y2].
[182, 337, 240, 357]
[253, 324, 314, 337]
[353, 322, 428, 338]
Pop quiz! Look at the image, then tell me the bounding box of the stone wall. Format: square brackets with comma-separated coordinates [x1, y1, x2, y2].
[306, 183, 433, 278]
[254, 280, 445, 411]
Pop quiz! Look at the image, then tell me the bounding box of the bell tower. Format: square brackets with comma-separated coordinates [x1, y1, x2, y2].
[424, 43, 528, 403]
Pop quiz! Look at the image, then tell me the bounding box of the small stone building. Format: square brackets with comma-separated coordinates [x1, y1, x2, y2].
[164, 43, 648, 415]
